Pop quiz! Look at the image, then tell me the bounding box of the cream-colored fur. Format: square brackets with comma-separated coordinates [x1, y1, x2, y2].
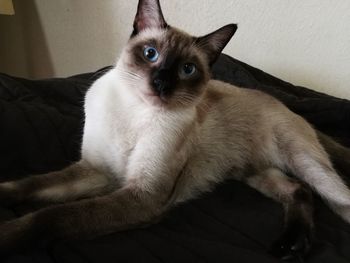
[82, 65, 350, 222]
[0, 1, 349, 256]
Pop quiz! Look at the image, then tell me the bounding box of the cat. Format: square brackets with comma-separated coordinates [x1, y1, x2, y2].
[0, 0, 350, 260]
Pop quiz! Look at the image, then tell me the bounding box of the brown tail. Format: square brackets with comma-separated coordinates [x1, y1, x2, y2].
[317, 131, 350, 178]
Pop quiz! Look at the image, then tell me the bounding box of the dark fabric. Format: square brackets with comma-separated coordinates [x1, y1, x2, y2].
[1, 55, 349, 262]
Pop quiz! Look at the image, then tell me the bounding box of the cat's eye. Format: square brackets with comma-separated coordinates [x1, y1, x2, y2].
[143, 47, 159, 62]
[180, 63, 196, 78]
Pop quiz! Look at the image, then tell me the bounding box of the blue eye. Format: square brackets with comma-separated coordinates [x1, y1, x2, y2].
[143, 47, 159, 62]
[181, 63, 196, 77]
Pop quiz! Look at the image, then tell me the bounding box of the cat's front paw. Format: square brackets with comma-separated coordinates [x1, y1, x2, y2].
[0, 215, 36, 256]
[0, 182, 20, 207]
[269, 224, 312, 261]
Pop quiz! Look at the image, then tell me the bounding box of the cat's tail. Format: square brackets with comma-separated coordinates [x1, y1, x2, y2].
[316, 131, 350, 177]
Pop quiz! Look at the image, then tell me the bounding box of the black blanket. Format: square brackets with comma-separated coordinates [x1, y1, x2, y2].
[1, 54, 349, 262]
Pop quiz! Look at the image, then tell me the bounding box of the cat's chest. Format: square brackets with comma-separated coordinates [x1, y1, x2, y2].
[82, 86, 157, 174]
[109, 106, 151, 151]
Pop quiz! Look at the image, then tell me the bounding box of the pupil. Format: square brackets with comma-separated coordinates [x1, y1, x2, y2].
[184, 64, 193, 74]
[147, 49, 155, 58]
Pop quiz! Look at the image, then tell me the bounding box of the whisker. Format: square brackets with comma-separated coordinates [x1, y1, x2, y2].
[116, 68, 144, 81]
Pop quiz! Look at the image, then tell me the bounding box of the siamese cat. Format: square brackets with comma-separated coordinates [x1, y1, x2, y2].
[0, 0, 349, 260]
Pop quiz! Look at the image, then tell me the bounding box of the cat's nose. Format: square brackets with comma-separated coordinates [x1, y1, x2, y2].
[152, 68, 172, 96]
[153, 78, 165, 94]
[153, 78, 163, 89]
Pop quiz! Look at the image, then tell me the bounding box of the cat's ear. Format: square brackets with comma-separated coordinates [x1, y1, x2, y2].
[196, 24, 238, 66]
[132, 0, 167, 36]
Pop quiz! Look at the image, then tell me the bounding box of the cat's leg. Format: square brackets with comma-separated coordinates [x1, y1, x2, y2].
[316, 131, 350, 177]
[0, 160, 113, 206]
[0, 131, 188, 253]
[0, 178, 174, 254]
[245, 168, 313, 261]
[281, 131, 350, 224]
[287, 151, 350, 224]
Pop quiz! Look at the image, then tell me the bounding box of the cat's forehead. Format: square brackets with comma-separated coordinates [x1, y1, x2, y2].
[129, 27, 198, 56]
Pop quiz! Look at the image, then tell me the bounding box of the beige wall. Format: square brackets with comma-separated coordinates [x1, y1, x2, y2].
[1, 0, 349, 99]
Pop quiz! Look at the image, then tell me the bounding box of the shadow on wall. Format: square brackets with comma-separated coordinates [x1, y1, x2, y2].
[0, 0, 54, 78]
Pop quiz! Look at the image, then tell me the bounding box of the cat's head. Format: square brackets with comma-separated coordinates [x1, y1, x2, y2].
[117, 0, 237, 108]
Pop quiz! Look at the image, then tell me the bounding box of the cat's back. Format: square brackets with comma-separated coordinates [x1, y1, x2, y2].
[195, 79, 301, 164]
[199, 79, 287, 125]
[205, 79, 281, 109]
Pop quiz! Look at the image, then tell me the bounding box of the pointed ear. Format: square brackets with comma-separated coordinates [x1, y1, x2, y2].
[196, 24, 238, 65]
[132, 0, 167, 36]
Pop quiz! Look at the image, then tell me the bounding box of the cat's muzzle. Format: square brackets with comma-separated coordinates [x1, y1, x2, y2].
[152, 68, 174, 98]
